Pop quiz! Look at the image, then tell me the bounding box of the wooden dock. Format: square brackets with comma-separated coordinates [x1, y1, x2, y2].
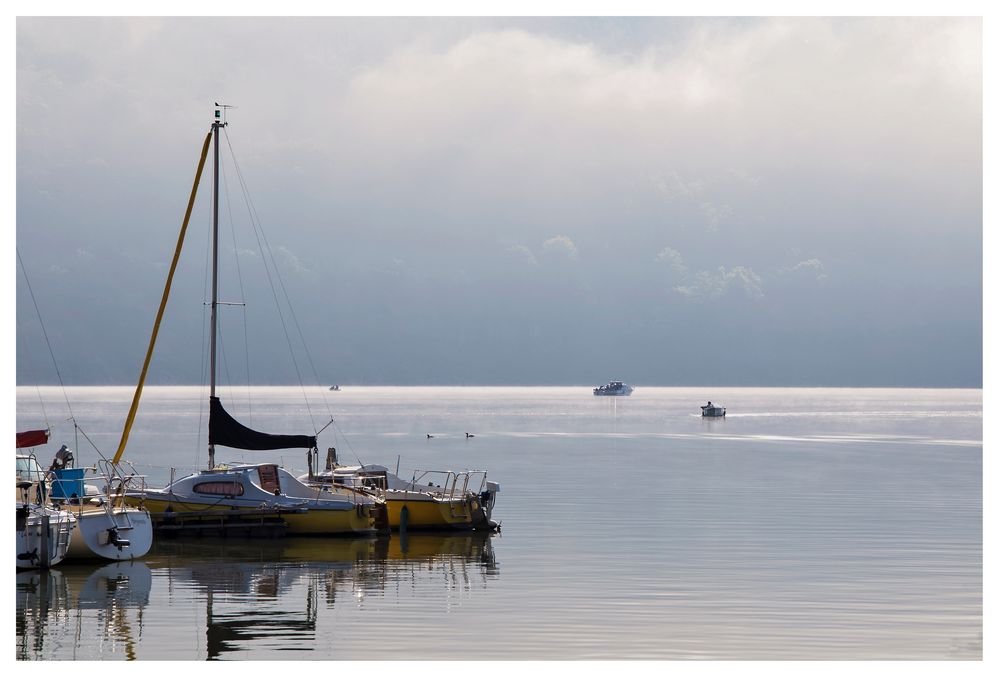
[150, 507, 306, 538]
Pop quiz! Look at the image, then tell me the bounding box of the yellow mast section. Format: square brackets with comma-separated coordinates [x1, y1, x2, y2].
[112, 131, 213, 465]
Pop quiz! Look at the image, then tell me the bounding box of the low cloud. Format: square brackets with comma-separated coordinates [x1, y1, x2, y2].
[674, 265, 764, 301]
[784, 258, 828, 281]
[654, 247, 687, 278]
[651, 170, 705, 201]
[700, 202, 734, 229]
[508, 243, 538, 266]
[542, 235, 578, 260]
[276, 245, 310, 274]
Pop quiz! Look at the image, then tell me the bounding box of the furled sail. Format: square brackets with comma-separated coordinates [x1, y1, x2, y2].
[16, 429, 49, 448]
[208, 397, 317, 450]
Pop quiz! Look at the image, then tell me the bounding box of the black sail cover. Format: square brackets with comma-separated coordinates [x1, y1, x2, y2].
[209, 397, 317, 450]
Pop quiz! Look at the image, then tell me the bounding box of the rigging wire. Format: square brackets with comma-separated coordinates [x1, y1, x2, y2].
[219, 129, 366, 464]
[217, 321, 238, 407]
[220, 153, 254, 424]
[17, 328, 50, 431]
[17, 248, 75, 425]
[16, 247, 110, 463]
[218, 127, 361, 465]
[222, 128, 326, 431]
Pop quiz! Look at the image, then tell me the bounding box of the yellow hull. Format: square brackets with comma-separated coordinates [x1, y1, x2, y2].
[127, 496, 376, 535]
[384, 495, 479, 530]
[283, 507, 375, 535]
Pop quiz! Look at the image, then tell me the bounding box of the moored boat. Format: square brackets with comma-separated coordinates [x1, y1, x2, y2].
[47, 448, 154, 561]
[16, 502, 76, 570]
[300, 450, 499, 531]
[16, 452, 76, 569]
[129, 462, 380, 535]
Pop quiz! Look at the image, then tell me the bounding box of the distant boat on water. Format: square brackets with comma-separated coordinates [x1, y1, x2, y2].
[593, 381, 633, 396]
[701, 402, 726, 417]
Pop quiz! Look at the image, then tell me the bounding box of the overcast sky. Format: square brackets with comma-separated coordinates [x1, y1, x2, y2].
[14, 16, 982, 387]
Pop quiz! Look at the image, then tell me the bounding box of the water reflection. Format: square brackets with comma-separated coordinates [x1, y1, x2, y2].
[16, 561, 151, 660]
[16, 533, 499, 660]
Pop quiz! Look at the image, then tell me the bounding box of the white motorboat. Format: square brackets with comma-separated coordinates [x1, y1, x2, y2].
[593, 380, 634, 396]
[15, 453, 76, 569]
[16, 503, 76, 570]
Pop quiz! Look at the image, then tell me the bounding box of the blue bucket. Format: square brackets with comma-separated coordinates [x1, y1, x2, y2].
[50, 468, 85, 500]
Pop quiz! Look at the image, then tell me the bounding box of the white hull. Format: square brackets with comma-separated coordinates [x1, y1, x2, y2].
[64, 504, 154, 561]
[593, 382, 634, 396]
[16, 505, 75, 569]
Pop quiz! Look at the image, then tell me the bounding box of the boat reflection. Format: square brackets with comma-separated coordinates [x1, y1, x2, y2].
[16, 560, 151, 660]
[16, 532, 499, 660]
[148, 533, 499, 659]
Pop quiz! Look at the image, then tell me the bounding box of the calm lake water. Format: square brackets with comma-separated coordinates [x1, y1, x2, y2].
[14, 386, 982, 660]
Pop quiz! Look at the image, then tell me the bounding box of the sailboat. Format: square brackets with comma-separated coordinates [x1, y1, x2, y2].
[121, 106, 380, 535]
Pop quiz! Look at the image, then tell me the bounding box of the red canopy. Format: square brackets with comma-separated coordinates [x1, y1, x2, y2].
[16, 429, 49, 448]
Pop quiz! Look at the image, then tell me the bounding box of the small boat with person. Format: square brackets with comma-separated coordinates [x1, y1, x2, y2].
[593, 380, 634, 396]
[701, 401, 726, 417]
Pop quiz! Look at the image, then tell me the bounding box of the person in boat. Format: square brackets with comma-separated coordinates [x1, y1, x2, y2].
[48, 444, 73, 472]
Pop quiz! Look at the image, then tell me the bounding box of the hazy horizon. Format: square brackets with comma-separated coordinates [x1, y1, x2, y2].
[16, 17, 983, 388]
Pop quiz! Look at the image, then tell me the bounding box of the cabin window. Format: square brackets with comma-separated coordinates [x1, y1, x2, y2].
[257, 465, 281, 494]
[193, 481, 244, 496]
[361, 475, 387, 490]
[16, 457, 44, 482]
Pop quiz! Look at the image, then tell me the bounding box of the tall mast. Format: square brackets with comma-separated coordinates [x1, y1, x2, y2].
[208, 105, 226, 470]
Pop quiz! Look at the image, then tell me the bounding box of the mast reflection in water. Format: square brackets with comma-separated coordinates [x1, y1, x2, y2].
[17, 560, 151, 660]
[15, 533, 499, 660]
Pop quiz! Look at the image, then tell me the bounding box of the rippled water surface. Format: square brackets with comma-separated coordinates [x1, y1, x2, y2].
[14, 386, 982, 660]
